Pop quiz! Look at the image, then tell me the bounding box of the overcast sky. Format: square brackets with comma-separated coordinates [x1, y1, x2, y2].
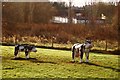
[2, 0, 119, 6]
[49, 0, 119, 7]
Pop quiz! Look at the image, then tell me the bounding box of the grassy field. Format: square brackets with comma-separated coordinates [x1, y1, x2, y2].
[1, 46, 119, 79]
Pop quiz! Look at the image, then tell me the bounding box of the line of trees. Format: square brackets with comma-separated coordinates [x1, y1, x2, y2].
[2, 2, 57, 24]
[2, 2, 118, 24]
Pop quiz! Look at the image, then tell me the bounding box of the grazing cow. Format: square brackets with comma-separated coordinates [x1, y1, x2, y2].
[71, 40, 93, 63]
[14, 44, 37, 59]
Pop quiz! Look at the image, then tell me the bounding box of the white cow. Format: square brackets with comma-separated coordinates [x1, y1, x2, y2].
[71, 40, 93, 63]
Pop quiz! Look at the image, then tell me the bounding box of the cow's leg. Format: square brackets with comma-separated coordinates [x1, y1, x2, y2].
[72, 46, 75, 62]
[85, 50, 89, 62]
[79, 48, 84, 63]
[14, 50, 18, 58]
[14, 46, 19, 58]
[25, 50, 29, 59]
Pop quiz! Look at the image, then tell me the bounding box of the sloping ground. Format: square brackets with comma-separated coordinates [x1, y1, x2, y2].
[1, 46, 119, 78]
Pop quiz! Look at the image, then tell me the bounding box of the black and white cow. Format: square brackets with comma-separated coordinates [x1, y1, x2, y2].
[14, 44, 37, 59]
[71, 40, 93, 63]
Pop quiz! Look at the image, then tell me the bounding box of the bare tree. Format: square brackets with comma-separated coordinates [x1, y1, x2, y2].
[118, 2, 120, 51]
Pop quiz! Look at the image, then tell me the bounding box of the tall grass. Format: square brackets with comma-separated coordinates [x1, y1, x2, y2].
[2, 23, 118, 51]
[2, 36, 118, 51]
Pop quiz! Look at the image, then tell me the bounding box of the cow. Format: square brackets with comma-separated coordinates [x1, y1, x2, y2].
[71, 40, 93, 63]
[14, 44, 37, 59]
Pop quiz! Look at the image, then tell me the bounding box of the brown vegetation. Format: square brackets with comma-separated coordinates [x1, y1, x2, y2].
[2, 2, 119, 51]
[2, 23, 118, 51]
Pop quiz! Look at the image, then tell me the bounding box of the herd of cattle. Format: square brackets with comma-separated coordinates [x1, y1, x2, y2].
[14, 39, 93, 63]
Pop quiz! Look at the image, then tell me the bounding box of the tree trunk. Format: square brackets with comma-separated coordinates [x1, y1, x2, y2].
[68, 1, 72, 24]
[118, 2, 120, 51]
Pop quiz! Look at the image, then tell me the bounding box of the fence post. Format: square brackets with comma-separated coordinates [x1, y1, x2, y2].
[105, 40, 108, 51]
[51, 36, 55, 48]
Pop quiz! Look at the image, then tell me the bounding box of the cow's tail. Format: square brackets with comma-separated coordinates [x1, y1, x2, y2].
[14, 45, 19, 58]
[72, 46, 75, 52]
[72, 46, 75, 61]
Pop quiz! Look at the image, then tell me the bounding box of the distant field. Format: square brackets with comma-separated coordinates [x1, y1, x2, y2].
[1, 46, 119, 78]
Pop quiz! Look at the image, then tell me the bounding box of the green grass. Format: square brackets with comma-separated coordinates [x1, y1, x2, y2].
[1, 46, 119, 78]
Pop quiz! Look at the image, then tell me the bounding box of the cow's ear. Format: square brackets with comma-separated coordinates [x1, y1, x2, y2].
[15, 45, 18, 47]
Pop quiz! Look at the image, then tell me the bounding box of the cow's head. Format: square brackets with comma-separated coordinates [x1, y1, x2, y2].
[29, 45, 37, 52]
[84, 40, 93, 49]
